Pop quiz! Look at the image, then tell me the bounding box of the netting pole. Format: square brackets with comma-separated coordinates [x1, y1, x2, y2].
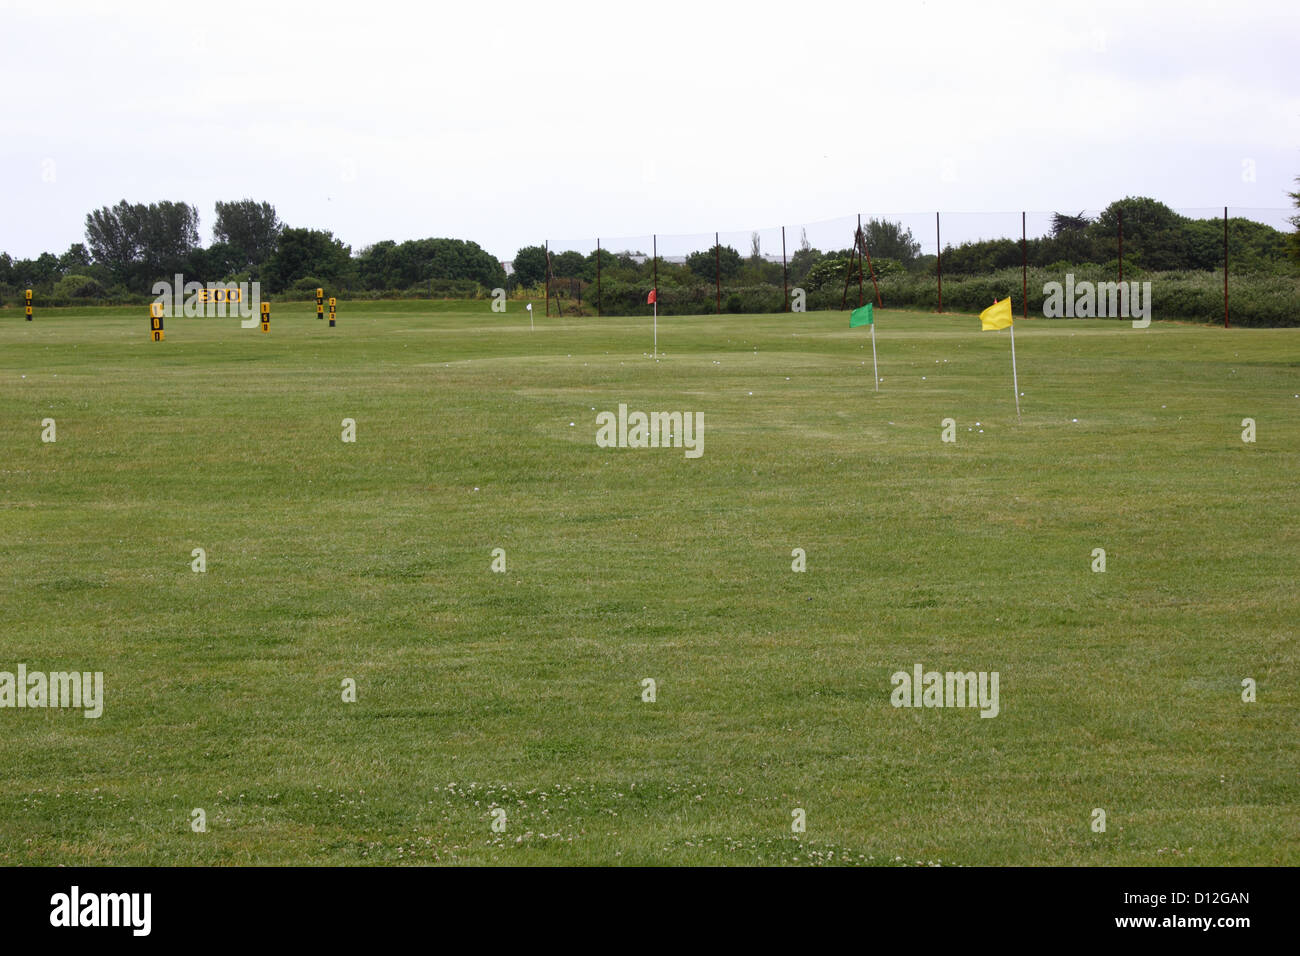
[1021, 211, 1028, 319]
[715, 232, 721, 314]
[936, 212, 943, 313]
[840, 222, 856, 311]
[782, 226, 788, 313]
[856, 215, 865, 307]
[596, 238, 602, 317]
[545, 240, 550, 317]
[653, 234, 658, 302]
[1118, 209, 1123, 285]
[862, 226, 882, 308]
[1223, 206, 1229, 328]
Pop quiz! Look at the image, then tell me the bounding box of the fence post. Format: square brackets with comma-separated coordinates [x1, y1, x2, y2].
[545, 240, 550, 317]
[715, 232, 721, 314]
[1223, 206, 1229, 329]
[782, 226, 788, 313]
[1022, 211, 1028, 319]
[862, 227, 882, 308]
[596, 238, 601, 318]
[936, 212, 942, 313]
[1118, 209, 1123, 285]
[857, 215, 865, 307]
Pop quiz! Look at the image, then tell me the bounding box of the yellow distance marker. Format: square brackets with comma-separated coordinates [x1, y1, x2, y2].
[25, 289, 33, 321]
[328, 297, 337, 328]
[260, 301, 270, 333]
[316, 288, 324, 319]
[149, 303, 165, 341]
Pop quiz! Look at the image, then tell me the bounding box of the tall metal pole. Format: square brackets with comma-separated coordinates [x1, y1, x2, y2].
[1021, 211, 1028, 319]
[840, 229, 855, 311]
[1223, 206, 1229, 328]
[652, 236, 658, 357]
[1118, 209, 1123, 285]
[652, 234, 658, 321]
[857, 215, 865, 307]
[936, 212, 942, 313]
[862, 229, 882, 308]
[715, 232, 721, 314]
[545, 240, 550, 317]
[596, 238, 601, 318]
[782, 226, 788, 313]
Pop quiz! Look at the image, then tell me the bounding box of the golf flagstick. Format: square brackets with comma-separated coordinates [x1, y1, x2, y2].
[1010, 322, 1021, 421]
[871, 322, 879, 391]
[526, 302, 534, 331]
[648, 288, 658, 358]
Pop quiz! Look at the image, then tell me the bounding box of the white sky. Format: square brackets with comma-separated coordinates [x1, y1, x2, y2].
[1, 0, 1296, 261]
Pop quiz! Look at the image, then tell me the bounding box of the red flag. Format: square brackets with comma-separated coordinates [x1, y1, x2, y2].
[647, 289, 657, 304]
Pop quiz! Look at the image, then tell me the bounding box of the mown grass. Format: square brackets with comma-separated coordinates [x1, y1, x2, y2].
[0, 303, 1296, 865]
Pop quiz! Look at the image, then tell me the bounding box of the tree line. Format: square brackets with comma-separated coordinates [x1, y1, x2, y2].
[0, 198, 505, 300]
[1, 195, 1295, 307]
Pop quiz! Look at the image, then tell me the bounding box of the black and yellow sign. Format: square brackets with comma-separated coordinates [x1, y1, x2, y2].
[24, 289, 32, 321]
[149, 303, 165, 341]
[328, 297, 337, 328]
[316, 288, 324, 319]
[260, 301, 270, 333]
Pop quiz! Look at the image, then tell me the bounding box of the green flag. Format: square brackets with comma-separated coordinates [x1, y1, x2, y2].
[850, 303, 873, 327]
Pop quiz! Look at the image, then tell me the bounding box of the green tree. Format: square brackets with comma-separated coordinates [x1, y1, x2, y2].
[84, 199, 200, 288]
[551, 250, 586, 279]
[1092, 197, 1186, 271]
[58, 243, 92, 273]
[512, 245, 548, 287]
[685, 244, 742, 280]
[862, 219, 921, 264]
[262, 228, 353, 292]
[357, 240, 398, 289]
[1289, 176, 1300, 265]
[213, 199, 283, 272]
[788, 246, 822, 285]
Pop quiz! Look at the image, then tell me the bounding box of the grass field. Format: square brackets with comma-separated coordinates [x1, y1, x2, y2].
[1, 302, 1296, 866]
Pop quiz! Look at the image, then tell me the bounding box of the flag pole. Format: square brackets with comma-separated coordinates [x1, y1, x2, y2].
[1009, 322, 1021, 422]
[653, 298, 657, 358]
[870, 322, 879, 391]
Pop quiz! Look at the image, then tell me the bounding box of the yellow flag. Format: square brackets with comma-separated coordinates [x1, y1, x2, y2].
[980, 297, 1013, 331]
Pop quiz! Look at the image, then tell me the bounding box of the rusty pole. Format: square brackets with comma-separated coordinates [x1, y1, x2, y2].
[1118, 209, 1123, 285]
[1223, 206, 1229, 328]
[936, 212, 942, 313]
[856, 215, 865, 307]
[596, 238, 601, 318]
[715, 232, 721, 314]
[863, 232, 882, 308]
[1021, 211, 1028, 319]
[652, 234, 657, 306]
[782, 226, 788, 312]
[544, 240, 550, 317]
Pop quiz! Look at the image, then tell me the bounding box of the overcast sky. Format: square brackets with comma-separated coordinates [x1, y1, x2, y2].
[1, 0, 1296, 262]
